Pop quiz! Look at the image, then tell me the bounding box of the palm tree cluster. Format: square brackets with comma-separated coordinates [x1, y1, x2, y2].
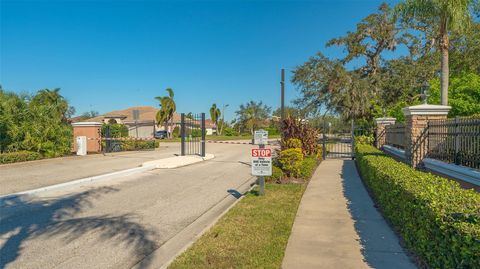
[209, 104, 221, 135]
[154, 88, 176, 138]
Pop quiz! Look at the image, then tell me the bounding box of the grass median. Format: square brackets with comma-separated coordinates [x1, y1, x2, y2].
[169, 183, 305, 269]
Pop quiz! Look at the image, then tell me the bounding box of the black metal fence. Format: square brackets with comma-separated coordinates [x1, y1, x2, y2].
[181, 113, 206, 157]
[385, 123, 406, 149]
[427, 117, 480, 169]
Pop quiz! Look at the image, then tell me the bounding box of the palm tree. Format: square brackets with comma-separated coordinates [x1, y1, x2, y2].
[398, 0, 476, 105]
[209, 103, 221, 135]
[155, 88, 176, 138]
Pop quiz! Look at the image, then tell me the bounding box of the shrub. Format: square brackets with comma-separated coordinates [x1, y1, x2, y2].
[315, 145, 323, 160]
[278, 148, 304, 177]
[0, 151, 42, 164]
[223, 127, 238, 136]
[354, 135, 374, 146]
[264, 126, 280, 135]
[1, 89, 73, 157]
[172, 126, 180, 138]
[266, 165, 284, 183]
[101, 123, 129, 138]
[281, 116, 319, 155]
[120, 140, 158, 151]
[356, 144, 480, 268]
[284, 138, 302, 149]
[191, 129, 204, 138]
[298, 156, 318, 180]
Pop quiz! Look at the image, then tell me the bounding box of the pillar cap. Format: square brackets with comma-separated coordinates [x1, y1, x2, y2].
[72, 121, 103, 127]
[402, 104, 451, 116]
[374, 117, 396, 125]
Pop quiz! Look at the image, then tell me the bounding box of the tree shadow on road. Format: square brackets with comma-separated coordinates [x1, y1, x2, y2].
[0, 187, 158, 269]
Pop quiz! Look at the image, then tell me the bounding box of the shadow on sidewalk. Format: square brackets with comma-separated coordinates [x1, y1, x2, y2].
[340, 160, 416, 269]
[0, 187, 158, 269]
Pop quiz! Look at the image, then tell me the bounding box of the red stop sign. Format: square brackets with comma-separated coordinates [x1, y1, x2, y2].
[252, 148, 272, 157]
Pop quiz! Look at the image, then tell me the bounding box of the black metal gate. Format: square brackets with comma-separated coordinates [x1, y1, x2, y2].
[180, 113, 206, 157]
[322, 121, 355, 159]
[102, 125, 156, 153]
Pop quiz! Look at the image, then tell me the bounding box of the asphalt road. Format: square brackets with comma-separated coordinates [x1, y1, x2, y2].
[0, 143, 260, 269]
[0, 143, 181, 195]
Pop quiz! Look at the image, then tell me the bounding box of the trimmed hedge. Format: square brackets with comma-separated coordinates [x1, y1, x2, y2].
[0, 151, 42, 164]
[120, 140, 159, 151]
[356, 144, 480, 268]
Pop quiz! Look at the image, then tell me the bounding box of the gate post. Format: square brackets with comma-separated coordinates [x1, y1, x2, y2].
[374, 117, 396, 149]
[181, 113, 186, 156]
[402, 104, 450, 168]
[322, 120, 327, 160]
[201, 113, 206, 157]
[351, 120, 355, 159]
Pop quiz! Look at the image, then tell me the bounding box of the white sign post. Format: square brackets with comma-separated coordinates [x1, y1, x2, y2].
[251, 130, 270, 195]
[254, 129, 268, 145]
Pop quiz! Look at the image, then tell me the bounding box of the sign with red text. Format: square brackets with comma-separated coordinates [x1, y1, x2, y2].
[251, 148, 272, 176]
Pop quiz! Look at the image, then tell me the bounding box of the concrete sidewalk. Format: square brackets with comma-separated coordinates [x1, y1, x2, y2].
[282, 159, 416, 269]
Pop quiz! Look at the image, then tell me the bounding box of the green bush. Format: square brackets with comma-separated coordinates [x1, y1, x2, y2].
[354, 135, 374, 146]
[172, 126, 180, 138]
[191, 129, 204, 138]
[120, 140, 159, 151]
[356, 144, 480, 268]
[264, 126, 280, 135]
[223, 127, 238, 136]
[101, 123, 129, 138]
[278, 148, 304, 177]
[1, 89, 73, 157]
[266, 165, 284, 183]
[284, 138, 302, 149]
[315, 145, 323, 160]
[0, 151, 42, 164]
[298, 156, 318, 180]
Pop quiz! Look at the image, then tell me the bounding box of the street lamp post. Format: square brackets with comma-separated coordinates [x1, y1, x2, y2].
[220, 104, 229, 135]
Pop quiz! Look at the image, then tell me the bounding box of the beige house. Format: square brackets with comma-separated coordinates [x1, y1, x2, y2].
[81, 106, 215, 137]
[85, 106, 178, 138]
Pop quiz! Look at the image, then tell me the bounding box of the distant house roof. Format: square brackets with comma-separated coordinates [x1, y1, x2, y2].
[204, 119, 216, 129]
[82, 106, 190, 125]
[104, 115, 127, 119]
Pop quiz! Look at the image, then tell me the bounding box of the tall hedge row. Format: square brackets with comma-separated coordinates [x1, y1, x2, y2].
[356, 144, 479, 268]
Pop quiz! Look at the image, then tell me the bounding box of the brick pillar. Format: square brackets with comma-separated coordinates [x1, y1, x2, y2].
[374, 117, 396, 149]
[72, 122, 103, 153]
[402, 105, 450, 168]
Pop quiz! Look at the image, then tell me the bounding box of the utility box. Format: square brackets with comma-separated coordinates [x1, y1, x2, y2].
[76, 136, 87, 156]
[72, 122, 102, 153]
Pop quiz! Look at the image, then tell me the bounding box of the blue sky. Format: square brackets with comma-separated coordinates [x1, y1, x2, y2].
[1, 0, 399, 121]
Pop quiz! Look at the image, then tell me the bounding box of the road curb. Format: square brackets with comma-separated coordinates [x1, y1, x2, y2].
[132, 176, 257, 269]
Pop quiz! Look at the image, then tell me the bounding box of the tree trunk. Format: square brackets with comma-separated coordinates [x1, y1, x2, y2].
[440, 23, 449, 106]
[164, 122, 169, 139]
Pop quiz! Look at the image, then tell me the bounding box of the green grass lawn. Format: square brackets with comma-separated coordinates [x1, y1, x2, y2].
[169, 183, 305, 269]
